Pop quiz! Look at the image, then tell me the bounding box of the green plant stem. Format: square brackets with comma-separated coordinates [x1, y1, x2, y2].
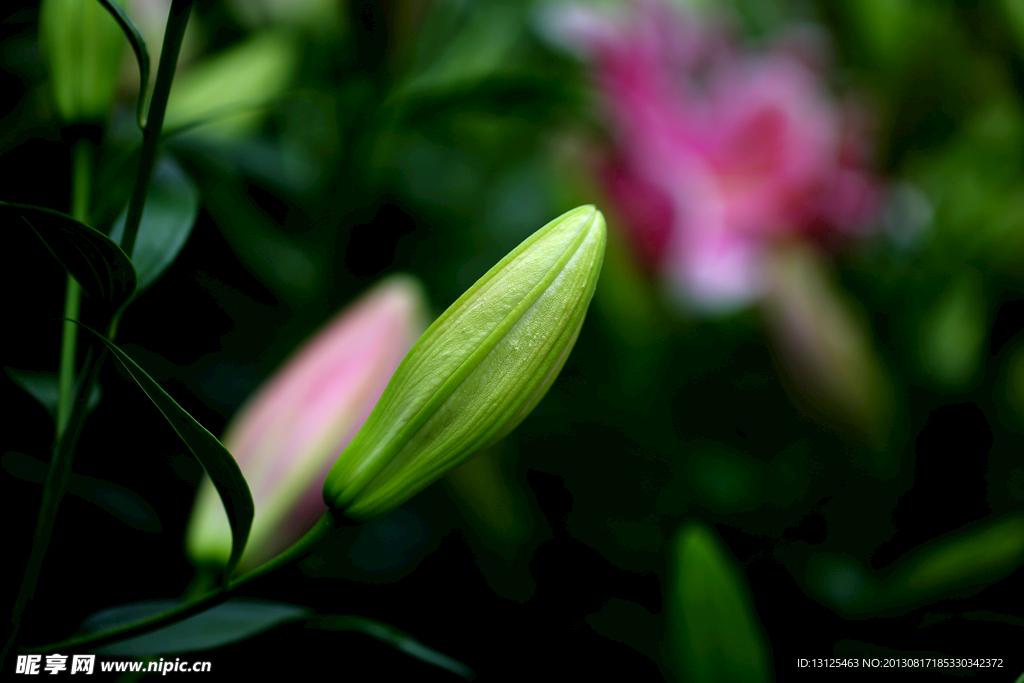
[57, 278, 81, 436]
[26, 511, 340, 654]
[3, 4, 194, 666]
[2, 139, 97, 667]
[3, 346, 106, 664]
[119, 0, 192, 259]
[57, 140, 92, 437]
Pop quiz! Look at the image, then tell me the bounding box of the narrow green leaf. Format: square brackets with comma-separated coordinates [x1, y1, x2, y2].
[806, 515, 1024, 617]
[2, 452, 161, 533]
[82, 599, 308, 655]
[5, 368, 101, 418]
[94, 0, 150, 129]
[3, 202, 137, 312]
[885, 514, 1024, 601]
[308, 615, 475, 680]
[76, 326, 253, 576]
[109, 155, 199, 291]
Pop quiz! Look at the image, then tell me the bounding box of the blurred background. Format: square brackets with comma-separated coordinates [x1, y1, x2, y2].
[2, 0, 1022, 679]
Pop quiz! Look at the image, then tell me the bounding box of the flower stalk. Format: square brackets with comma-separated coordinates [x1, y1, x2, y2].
[3, 0, 195, 665]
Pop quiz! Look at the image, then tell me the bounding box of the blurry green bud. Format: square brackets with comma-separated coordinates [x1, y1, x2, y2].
[668, 522, 771, 683]
[39, 0, 125, 122]
[920, 270, 986, 389]
[761, 244, 894, 451]
[226, 0, 342, 32]
[324, 206, 606, 520]
[165, 31, 298, 138]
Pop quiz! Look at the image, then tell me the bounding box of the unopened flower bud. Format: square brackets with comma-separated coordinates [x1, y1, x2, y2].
[39, 0, 124, 122]
[324, 206, 606, 520]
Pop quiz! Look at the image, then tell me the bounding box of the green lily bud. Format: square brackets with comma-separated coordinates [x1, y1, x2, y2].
[324, 205, 606, 520]
[39, 0, 125, 122]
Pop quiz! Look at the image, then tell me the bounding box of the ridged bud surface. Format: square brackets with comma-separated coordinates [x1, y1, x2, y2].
[324, 206, 606, 520]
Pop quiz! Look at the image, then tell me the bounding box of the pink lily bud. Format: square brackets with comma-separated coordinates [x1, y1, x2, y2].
[760, 244, 893, 447]
[185, 275, 427, 571]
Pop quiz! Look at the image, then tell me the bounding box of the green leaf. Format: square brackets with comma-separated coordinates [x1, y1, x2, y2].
[2, 452, 161, 533]
[668, 522, 771, 683]
[109, 155, 199, 291]
[309, 615, 475, 680]
[398, 3, 523, 96]
[95, 0, 150, 129]
[82, 599, 309, 655]
[5, 368, 101, 418]
[885, 514, 1024, 601]
[76, 327, 253, 576]
[3, 202, 137, 313]
[203, 175, 320, 304]
[802, 514, 1024, 617]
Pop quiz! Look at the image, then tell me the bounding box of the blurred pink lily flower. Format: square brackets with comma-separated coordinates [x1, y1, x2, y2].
[186, 275, 427, 571]
[546, 1, 892, 442]
[548, 0, 880, 309]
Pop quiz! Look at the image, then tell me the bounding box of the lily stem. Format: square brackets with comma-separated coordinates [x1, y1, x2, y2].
[2, 2, 194, 667]
[119, 0, 192, 260]
[1, 137, 96, 668]
[2, 346, 106, 665]
[57, 139, 91, 437]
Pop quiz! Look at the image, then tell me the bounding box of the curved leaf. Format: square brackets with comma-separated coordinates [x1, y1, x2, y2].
[308, 615, 475, 679]
[77, 326, 253, 576]
[109, 155, 199, 291]
[82, 599, 308, 655]
[3, 202, 136, 313]
[95, 0, 150, 129]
